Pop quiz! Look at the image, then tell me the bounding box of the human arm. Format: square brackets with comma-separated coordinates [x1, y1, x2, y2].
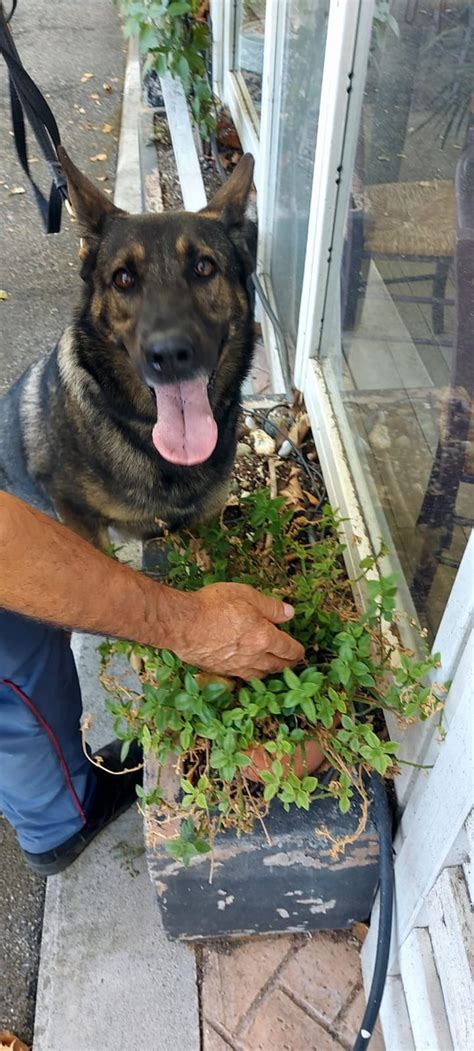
[0, 493, 304, 678]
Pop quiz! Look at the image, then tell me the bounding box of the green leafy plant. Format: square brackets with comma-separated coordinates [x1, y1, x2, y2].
[100, 490, 446, 865]
[114, 0, 216, 142]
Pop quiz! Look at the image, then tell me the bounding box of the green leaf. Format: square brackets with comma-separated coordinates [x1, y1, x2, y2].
[120, 739, 131, 762]
[142, 724, 152, 751]
[161, 650, 175, 667]
[263, 783, 278, 802]
[139, 25, 159, 53]
[301, 697, 317, 723]
[174, 691, 193, 711]
[259, 769, 275, 784]
[184, 672, 198, 696]
[154, 52, 167, 76]
[283, 667, 300, 689]
[272, 760, 284, 779]
[180, 725, 193, 750]
[193, 839, 210, 854]
[167, 0, 191, 15]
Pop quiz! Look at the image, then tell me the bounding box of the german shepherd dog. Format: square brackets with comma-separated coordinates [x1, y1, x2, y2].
[0, 149, 256, 548]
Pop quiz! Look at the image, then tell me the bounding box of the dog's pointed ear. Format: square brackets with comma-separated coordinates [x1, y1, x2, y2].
[58, 145, 124, 238]
[201, 154, 257, 277]
[202, 153, 254, 224]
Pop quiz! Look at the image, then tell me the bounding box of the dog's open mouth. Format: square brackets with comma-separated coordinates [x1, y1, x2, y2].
[152, 376, 218, 466]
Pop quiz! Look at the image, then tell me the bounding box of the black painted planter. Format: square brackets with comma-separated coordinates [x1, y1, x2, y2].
[144, 756, 379, 942]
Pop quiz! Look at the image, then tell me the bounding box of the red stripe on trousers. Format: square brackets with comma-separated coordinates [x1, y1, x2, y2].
[2, 678, 87, 825]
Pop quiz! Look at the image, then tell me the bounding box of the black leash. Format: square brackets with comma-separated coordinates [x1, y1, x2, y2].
[0, 0, 67, 233]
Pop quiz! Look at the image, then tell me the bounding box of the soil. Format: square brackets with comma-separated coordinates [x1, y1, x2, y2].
[152, 92, 244, 209]
[199, 154, 223, 200]
[153, 114, 183, 210]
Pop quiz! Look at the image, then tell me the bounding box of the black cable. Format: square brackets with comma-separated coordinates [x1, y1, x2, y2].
[5, 0, 17, 24]
[352, 773, 394, 1051]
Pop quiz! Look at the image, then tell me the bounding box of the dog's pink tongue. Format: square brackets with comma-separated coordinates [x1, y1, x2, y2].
[152, 377, 218, 465]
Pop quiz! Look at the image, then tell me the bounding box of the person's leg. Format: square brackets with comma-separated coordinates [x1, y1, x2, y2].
[0, 610, 95, 853]
[0, 610, 142, 874]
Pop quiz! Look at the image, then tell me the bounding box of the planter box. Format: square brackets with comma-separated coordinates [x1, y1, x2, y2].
[144, 756, 380, 942]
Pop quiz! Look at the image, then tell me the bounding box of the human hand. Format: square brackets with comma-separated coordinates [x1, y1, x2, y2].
[168, 582, 305, 680]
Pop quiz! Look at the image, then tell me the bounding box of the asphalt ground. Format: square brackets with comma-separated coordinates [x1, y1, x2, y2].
[0, 0, 124, 1038]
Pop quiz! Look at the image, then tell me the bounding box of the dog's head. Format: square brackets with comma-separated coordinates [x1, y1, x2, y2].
[58, 146, 256, 466]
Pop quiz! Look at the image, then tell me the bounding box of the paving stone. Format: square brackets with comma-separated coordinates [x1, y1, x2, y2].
[278, 932, 361, 1025]
[242, 988, 344, 1051]
[337, 987, 385, 1050]
[203, 1022, 235, 1050]
[201, 936, 296, 1033]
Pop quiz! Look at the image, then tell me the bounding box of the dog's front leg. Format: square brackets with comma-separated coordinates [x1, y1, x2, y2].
[55, 500, 110, 552]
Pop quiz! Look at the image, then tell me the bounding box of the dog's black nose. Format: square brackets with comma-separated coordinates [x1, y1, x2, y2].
[145, 336, 195, 380]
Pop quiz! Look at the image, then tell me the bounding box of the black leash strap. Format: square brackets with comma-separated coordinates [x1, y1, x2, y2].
[0, 0, 67, 233]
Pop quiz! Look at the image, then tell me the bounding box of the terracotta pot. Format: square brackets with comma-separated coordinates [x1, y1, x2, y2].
[244, 737, 326, 784]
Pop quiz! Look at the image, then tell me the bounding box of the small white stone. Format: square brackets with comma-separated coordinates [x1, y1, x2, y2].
[252, 429, 276, 456]
[236, 441, 251, 457]
[244, 414, 258, 431]
[278, 439, 293, 458]
[361, 1030, 371, 1039]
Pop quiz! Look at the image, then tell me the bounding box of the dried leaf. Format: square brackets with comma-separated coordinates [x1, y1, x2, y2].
[0, 290, 10, 301]
[280, 466, 305, 509]
[101, 122, 113, 133]
[195, 672, 235, 693]
[129, 652, 144, 675]
[303, 489, 319, 506]
[90, 152, 107, 162]
[351, 921, 369, 944]
[80, 72, 94, 82]
[288, 412, 310, 447]
[189, 537, 211, 572]
[9, 186, 25, 195]
[0, 1033, 31, 1051]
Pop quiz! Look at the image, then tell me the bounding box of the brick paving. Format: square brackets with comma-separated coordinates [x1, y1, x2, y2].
[200, 930, 385, 1051]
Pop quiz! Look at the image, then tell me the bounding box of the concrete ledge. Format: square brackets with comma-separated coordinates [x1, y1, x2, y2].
[33, 636, 199, 1051]
[115, 38, 144, 213]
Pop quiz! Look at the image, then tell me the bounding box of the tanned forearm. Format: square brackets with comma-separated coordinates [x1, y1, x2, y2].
[0, 493, 304, 678]
[0, 492, 189, 649]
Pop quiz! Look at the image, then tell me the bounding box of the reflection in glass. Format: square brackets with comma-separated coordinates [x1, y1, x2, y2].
[269, 0, 330, 362]
[234, 0, 266, 118]
[331, 1, 473, 638]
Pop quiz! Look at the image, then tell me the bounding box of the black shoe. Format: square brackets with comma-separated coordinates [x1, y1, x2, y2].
[22, 740, 143, 876]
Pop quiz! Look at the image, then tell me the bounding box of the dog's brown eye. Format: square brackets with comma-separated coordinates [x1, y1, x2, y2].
[194, 257, 215, 279]
[113, 267, 135, 291]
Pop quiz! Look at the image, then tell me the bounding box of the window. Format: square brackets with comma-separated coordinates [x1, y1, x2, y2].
[266, 0, 330, 363]
[321, 2, 473, 639]
[233, 0, 266, 122]
[217, 0, 473, 641]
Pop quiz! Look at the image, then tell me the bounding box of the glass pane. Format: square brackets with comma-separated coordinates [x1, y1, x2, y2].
[234, 0, 266, 119]
[325, 1, 474, 639]
[269, 0, 330, 366]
